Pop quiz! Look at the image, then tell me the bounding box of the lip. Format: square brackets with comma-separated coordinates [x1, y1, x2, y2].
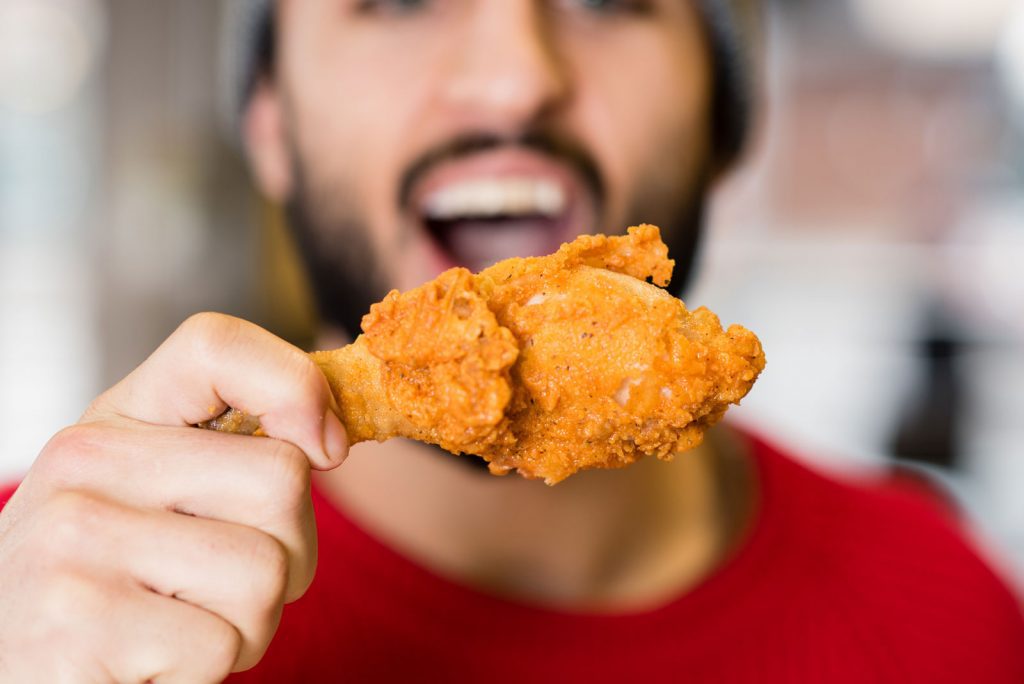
[405, 148, 597, 274]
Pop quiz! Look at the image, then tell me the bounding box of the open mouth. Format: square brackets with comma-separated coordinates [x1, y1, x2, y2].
[418, 176, 583, 273]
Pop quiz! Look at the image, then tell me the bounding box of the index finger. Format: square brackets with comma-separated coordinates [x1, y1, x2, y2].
[85, 312, 347, 470]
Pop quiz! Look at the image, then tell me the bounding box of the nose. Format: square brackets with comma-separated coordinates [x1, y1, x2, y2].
[440, 2, 570, 133]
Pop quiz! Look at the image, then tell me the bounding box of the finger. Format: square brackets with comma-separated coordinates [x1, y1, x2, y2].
[85, 312, 347, 470]
[36, 421, 317, 600]
[102, 582, 243, 683]
[52, 492, 291, 670]
[128, 511, 291, 670]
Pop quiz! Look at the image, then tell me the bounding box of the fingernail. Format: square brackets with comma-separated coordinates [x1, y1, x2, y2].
[322, 408, 349, 468]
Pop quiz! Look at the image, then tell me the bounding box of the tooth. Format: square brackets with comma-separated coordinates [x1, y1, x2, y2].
[423, 189, 458, 219]
[535, 182, 565, 216]
[508, 181, 529, 214]
[452, 184, 474, 216]
[478, 181, 504, 216]
[423, 177, 567, 220]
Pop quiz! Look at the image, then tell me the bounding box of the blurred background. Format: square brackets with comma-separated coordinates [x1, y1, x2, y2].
[0, 0, 1021, 582]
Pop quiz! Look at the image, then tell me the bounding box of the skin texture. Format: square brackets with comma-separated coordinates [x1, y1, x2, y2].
[209, 226, 765, 485]
[0, 0, 745, 677]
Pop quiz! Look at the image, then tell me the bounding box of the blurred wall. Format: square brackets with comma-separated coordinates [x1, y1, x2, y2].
[0, 0, 105, 475]
[696, 0, 1024, 576]
[99, 0, 278, 383]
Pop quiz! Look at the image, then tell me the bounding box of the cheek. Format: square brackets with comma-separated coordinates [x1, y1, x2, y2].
[286, 72, 424, 261]
[564, 35, 711, 228]
[284, 21, 458, 258]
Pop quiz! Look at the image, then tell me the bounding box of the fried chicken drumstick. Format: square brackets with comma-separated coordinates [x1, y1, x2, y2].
[202, 225, 765, 484]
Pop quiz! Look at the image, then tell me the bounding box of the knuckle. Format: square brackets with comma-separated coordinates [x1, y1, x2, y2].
[39, 424, 92, 464]
[181, 310, 232, 335]
[35, 423, 109, 482]
[195, 617, 242, 680]
[288, 351, 325, 395]
[244, 531, 289, 610]
[264, 440, 311, 510]
[39, 491, 107, 554]
[287, 540, 317, 602]
[40, 570, 104, 626]
[271, 349, 329, 417]
[180, 312, 245, 361]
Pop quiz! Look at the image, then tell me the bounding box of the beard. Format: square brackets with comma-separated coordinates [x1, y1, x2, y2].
[285, 160, 390, 343]
[285, 133, 712, 341]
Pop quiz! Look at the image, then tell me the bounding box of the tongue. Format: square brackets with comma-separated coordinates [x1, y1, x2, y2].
[436, 218, 563, 272]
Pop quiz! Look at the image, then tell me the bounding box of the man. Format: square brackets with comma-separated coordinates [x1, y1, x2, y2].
[0, 1, 1022, 681]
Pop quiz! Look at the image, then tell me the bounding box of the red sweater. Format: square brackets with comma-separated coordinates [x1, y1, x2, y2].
[3, 434, 1023, 682]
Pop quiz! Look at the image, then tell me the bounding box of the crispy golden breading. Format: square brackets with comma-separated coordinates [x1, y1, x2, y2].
[205, 225, 765, 484]
[311, 267, 519, 457]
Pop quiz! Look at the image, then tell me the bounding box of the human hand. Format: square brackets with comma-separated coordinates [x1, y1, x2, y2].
[0, 313, 347, 682]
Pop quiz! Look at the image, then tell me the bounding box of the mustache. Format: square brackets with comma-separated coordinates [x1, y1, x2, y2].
[397, 130, 605, 212]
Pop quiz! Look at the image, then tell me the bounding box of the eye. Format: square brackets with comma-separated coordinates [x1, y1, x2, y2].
[354, 0, 430, 15]
[573, 0, 653, 15]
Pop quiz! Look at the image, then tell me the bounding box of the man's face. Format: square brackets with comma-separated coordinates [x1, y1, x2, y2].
[248, 0, 714, 336]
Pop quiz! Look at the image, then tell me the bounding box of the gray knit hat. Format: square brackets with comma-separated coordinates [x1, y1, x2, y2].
[219, 0, 761, 171]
